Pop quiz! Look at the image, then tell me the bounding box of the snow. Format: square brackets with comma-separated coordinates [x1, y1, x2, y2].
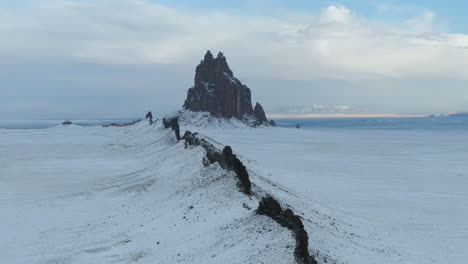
[2, 117, 468, 264]
[202, 82, 215, 94]
[223, 72, 240, 85]
[187, 125, 468, 264]
[0, 121, 295, 264]
[171, 109, 250, 129]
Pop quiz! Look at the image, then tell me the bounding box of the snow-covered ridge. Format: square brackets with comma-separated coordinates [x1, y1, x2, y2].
[156, 118, 407, 264]
[168, 109, 270, 129]
[4, 118, 436, 264]
[167, 109, 249, 129]
[163, 118, 317, 263]
[1, 120, 298, 264]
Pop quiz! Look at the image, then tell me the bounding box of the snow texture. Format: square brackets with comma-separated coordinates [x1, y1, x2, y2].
[2, 116, 467, 264]
[0, 121, 295, 264]
[186, 122, 468, 264]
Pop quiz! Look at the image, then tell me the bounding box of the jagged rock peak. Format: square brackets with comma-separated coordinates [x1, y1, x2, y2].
[194, 50, 233, 86]
[183, 51, 253, 119]
[183, 51, 271, 125]
[254, 102, 268, 123]
[204, 50, 214, 61]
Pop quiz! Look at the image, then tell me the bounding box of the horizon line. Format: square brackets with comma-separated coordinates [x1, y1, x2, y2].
[266, 113, 428, 119]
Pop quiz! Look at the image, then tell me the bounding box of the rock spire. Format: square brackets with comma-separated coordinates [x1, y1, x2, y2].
[183, 51, 268, 124]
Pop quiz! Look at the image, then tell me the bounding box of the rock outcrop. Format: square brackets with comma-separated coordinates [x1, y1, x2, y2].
[257, 196, 318, 264]
[253, 102, 267, 123]
[183, 130, 252, 195]
[163, 117, 181, 140]
[183, 51, 268, 124]
[172, 125, 318, 263]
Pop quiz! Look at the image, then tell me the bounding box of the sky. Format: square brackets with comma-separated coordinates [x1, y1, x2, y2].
[1, 0, 468, 119]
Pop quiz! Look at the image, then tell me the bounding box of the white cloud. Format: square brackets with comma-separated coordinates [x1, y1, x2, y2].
[319, 5, 353, 24]
[1, 0, 468, 118]
[404, 10, 436, 31]
[1, 0, 468, 80]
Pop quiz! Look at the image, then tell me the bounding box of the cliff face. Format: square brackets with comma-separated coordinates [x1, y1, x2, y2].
[184, 51, 261, 120]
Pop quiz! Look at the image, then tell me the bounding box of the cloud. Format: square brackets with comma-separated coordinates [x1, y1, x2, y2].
[1, 0, 468, 118]
[404, 10, 437, 31]
[1, 0, 468, 79]
[318, 4, 353, 24]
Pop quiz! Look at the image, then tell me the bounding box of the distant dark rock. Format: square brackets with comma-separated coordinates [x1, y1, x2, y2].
[146, 111, 153, 124]
[269, 120, 276, 127]
[253, 102, 267, 123]
[62, 120, 72, 125]
[183, 51, 255, 120]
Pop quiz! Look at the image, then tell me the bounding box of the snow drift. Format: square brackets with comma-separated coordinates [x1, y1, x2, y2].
[0, 120, 300, 264]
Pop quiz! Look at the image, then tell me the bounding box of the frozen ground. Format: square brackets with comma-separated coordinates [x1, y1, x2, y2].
[2, 118, 468, 264]
[189, 122, 468, 264]
[0, 122, 296, 264]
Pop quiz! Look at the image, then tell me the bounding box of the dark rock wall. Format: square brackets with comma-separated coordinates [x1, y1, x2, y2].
[183, 130, 252, 195]
[257, 196, 318, 264]
[183, 51, 255, 119]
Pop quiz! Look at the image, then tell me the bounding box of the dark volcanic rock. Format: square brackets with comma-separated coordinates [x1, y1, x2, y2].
[163, 117, 181, 140]
[183, 51, 254, 119]
[183, 131, 252, 195]
[253, 102, 267, 123]
[257, 196, 318, 264]
[269, 120, 277, 127]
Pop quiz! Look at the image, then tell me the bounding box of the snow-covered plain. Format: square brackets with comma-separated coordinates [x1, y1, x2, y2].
[188, 121, 468, 264]
[2, 117, 468, 264]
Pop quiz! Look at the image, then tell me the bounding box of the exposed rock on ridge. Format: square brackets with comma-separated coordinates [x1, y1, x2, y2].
[257, 196, 318, 264]
[183, 51, 269, 124]
[183, 130, 252, 195]
[163, 117, 181, 140]
[254, 102, 268, 123]
[171, 122, 318, 263]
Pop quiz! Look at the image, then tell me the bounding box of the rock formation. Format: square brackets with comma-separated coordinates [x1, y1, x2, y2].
[253, 102, 267, 123]
[163, 117, 181, 140]
[257, 196, 318, 264]
[183, 51, 269, 124]
[183, 130, 252, 195]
